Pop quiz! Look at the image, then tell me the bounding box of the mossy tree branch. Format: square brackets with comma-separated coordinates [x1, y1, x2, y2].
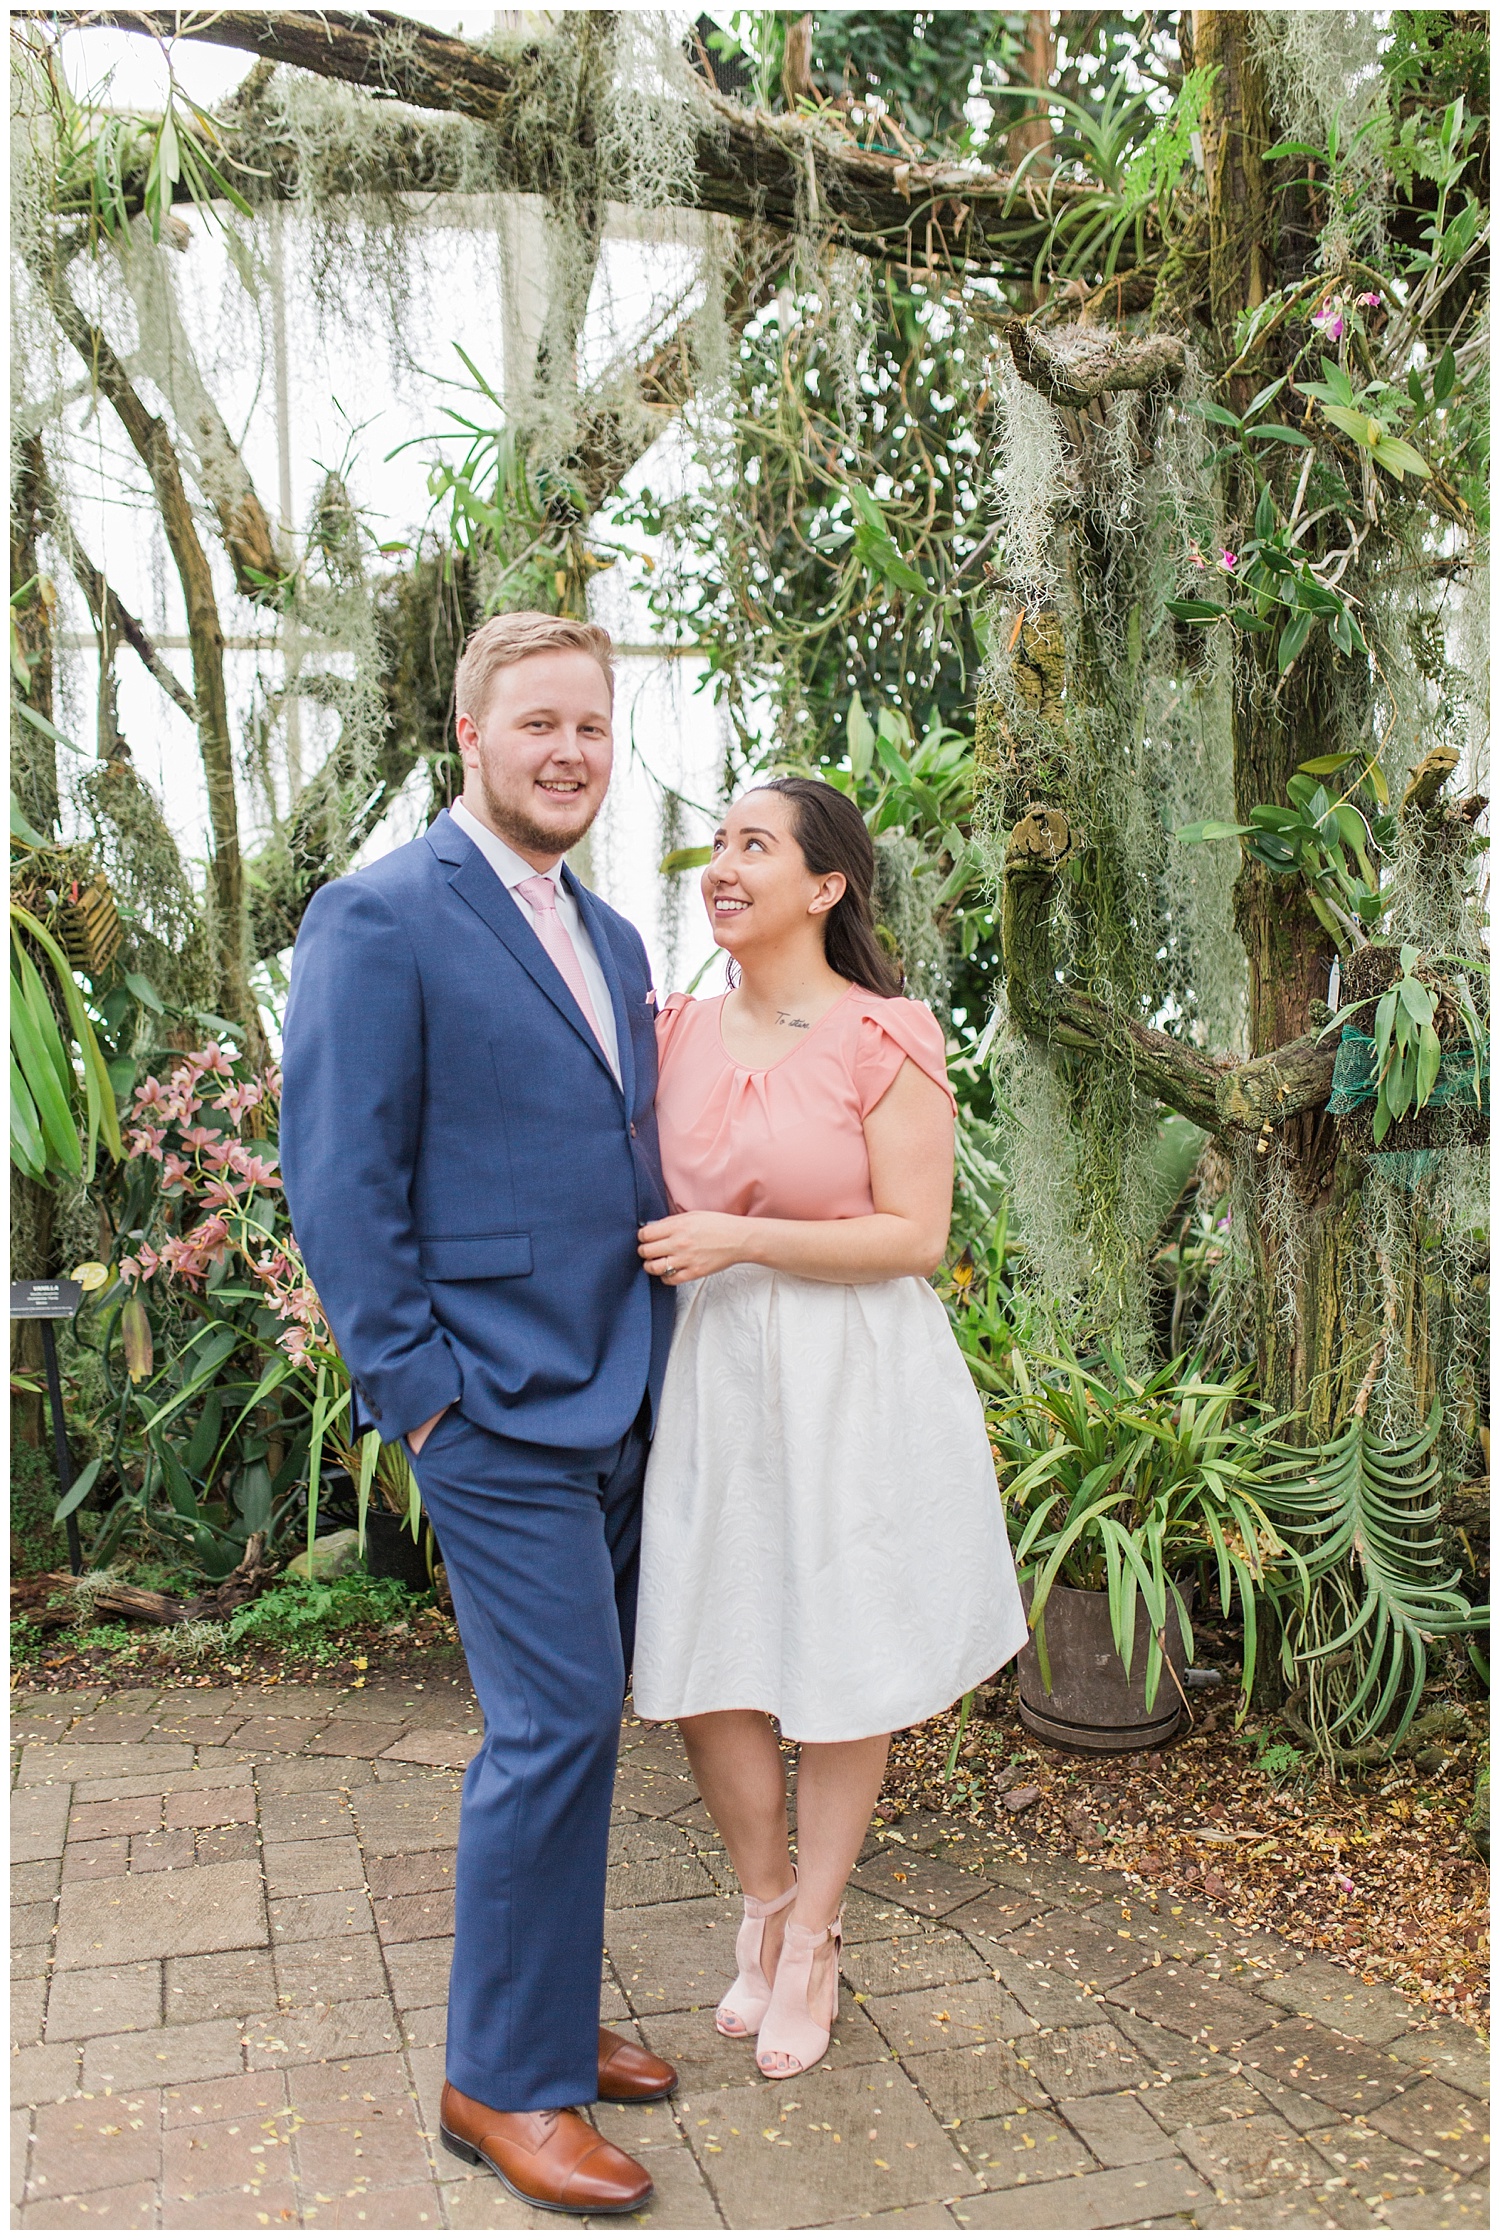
[34, 456, 200, 725]
[69, 6, 1134, 282]
[1001, 805, 1337, 1140]
[35, 257, 265, 1059]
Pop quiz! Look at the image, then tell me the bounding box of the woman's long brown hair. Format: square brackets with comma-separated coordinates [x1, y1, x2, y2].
[747, 777, 903, 998]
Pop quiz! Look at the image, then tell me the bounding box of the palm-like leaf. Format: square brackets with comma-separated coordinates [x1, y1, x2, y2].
[1258, 1406, 1485, 1756]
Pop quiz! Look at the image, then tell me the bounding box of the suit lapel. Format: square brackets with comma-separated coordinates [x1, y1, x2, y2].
[566, 867, 637, 1114]
[434, 818, 623, 1098]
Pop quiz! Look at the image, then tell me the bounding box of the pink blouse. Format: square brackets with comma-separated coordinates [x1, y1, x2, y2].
[653, 987, 955, 1221]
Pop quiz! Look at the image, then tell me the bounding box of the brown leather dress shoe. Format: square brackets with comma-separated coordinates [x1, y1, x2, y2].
[598, 2025, 677, 2104]
[439, 2084, 653, 2216]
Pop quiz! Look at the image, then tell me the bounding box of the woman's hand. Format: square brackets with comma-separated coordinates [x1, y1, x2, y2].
[638, 1212, 756, 1285]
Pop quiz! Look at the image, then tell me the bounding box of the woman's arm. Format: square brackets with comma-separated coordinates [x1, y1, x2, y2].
[637, 1059, 954, 1286]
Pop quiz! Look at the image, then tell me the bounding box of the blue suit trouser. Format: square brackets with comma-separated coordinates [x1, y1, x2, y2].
[405, 1400, 647, 2111]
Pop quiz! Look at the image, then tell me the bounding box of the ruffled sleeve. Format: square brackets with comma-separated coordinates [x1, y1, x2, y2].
[655, 989, 695, 1060]
[851, 996, 956, 1118]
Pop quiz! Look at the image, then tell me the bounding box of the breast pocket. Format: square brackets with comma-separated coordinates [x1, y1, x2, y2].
[418, 1233, 533, 1281]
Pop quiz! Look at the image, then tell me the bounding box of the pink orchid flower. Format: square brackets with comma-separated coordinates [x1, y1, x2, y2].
[262, 1064, 283, 1100]
[131, 1077, 167, 1119]
[186, 1215, 231, 1255]
[1312, 301, 1345, 340]
[280, 1325, 312, 1363]
[180, 1125, 224, 1156]
[1187, 541, 1207, 569]
[160, 1152, 192, 1191]
[120, 1243, 160, 1285]
[186, 1041, 234, 1078]
[198, 1176, 248, 1210]
[236, 1154, 283, 1191]
[1218, 549, 1238, 572]
[127, 1124, 167, 1162]
[157, 1236, 209, 1288]
[213, 1079, 264, 1124]
[1355, 291, 1382, 309]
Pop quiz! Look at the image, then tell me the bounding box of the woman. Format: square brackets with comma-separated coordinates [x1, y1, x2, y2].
[632, 776, 1027, 2080]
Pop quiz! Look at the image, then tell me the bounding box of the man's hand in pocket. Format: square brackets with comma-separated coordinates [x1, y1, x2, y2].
[406, 1406, 449, 1456]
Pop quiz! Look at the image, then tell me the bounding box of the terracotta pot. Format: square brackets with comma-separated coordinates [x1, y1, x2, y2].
[1017, 1576, 1189, 1753]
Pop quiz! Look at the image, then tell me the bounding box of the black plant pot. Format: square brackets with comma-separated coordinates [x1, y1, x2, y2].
[1017, 1577, 1191, 1754]
[363, 1508, 438, 1592]
[312, 1467, 358, 1531]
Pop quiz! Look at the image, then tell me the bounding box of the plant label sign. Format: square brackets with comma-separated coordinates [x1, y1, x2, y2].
[10, 1279, 82, 1321]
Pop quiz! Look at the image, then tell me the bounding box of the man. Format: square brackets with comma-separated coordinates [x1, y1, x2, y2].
[280, 613, 677, 2215]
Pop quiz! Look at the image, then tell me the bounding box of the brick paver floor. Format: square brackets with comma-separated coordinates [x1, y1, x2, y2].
[11, 1680, 1490, 2229]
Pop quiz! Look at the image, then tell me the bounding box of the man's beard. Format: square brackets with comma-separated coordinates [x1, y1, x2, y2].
[474, 766, 598, 859]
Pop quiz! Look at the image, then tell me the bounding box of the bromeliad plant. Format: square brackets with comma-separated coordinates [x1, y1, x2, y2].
[992, 1351, 1292, 1720]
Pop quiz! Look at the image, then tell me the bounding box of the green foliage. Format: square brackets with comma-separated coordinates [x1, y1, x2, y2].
[10, 901, 125, 1184]
[35, 37, 253, 241]
[938, 1200, 1044, 1399]
[10, 1437, 68, 1574]
[808, 11, 1020, 155]
[1252, 1735, 1306, 1781]
[1258, 1406, 1487, 1759]
[992, 1352, 1286, 1718]
[226, 1570, 425, 1648]
[391, 347, 598, 619]
[1320, 946, 1488, 1145]
[1176, 748, 1394, 955]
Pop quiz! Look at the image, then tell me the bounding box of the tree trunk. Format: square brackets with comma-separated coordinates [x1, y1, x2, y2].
[1007, 12, 1055, 169]
[1194, 13, 1368, 1431]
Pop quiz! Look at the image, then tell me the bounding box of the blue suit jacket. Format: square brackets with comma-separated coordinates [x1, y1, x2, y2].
[279, 809, 674, 1449]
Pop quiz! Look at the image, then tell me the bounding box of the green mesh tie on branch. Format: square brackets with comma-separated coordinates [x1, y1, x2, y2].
[1326, 1028, 1490, 1117]
[1367, 1149, 1441, 1191]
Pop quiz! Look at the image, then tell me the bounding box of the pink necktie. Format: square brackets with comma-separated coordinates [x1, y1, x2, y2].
[514, 874, 607, 1050]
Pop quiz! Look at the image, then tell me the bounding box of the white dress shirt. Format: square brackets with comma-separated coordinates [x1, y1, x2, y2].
[450, 798, 622, 1083]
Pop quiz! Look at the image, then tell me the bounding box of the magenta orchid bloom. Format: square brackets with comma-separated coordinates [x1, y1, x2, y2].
[1218, 549, 1238, 572]
[1355, 291, 1382, 309]
[1312, 302, 1345, 340]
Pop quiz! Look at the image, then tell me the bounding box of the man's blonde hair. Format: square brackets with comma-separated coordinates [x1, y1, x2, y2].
[454, 612, 615, 724]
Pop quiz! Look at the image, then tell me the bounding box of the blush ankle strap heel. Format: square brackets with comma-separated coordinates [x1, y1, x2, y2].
[755, 1914, 842, 2078]
[715, 1880, 798, 2039]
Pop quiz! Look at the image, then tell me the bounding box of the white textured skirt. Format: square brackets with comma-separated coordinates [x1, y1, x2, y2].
[633, 1264, 1029, 1743]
